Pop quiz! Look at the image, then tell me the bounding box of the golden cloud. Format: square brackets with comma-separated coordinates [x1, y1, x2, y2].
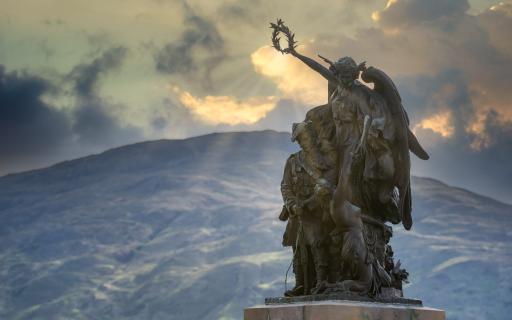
[371, 0, 397, 22]
[489, 2, 512, 15]
[175, 87, 277, 125]
[465, 107, 512, 151]
[466, 111, 492, 150]
[250, 45, 327, 106]
[414, 111, 455, 138]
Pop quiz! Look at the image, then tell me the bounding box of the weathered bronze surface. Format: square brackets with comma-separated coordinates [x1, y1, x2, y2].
[271, 19, 429, 299]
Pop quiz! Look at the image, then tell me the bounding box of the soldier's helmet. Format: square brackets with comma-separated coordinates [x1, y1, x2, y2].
[291, 121, 311, 142]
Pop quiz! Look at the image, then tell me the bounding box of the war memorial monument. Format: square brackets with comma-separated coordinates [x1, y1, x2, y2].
[244, 20, 446, 320]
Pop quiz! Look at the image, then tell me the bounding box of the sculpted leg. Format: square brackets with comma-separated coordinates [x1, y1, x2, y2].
[310, 244, 329, 294]
[329, 187, 376, 294]
[284, 245, 305, 297]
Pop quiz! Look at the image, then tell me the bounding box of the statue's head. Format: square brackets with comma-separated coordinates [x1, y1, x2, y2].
[291, 120, 313, 146]
[332, 57, 359, 85]
[318, 55, 366, 87]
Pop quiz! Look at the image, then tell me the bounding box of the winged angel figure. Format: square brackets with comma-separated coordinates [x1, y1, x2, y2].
[271, 19, 429, 295]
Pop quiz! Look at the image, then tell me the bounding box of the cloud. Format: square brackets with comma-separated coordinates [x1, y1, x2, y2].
[69, 46, 127, 97]
[366, 0, 512, 121]
[161, 42, 327, 127]
[244, 2, 512, 201]
[68, 46, 141, 146]
[1, 0, 511, 202]
[154, 4, 225, 89]
[175, 86, 277, 125]
[149, 97, 207, 139]
[72, 97, 141, 146]
[414, 111, 454, 138]
[216, 0, 266, 27]
[372, 0, 470, 28]
[251, 99, 311, 132]
[251, 45, 328, 106]
[478, 2, 512, 60]
[0, 65, 72, 161]
[398, 70, 474, 132]
[398, 70, 512, 202]
[302, 1, 512, 144]
[0, 47, 142, 174]
[411, 112, 512, 203]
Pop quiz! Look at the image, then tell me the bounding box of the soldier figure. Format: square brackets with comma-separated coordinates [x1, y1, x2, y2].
[280, 122, 331, 296]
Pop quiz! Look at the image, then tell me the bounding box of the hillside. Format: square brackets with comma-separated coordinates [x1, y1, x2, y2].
[0, 130, 511, 319]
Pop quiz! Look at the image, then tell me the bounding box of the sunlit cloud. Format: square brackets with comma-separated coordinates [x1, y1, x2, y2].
[250, 45, 327, 106]
[467, 112, 492, 150]
[465, 108, 512, 151]
[414, 111, 455, 138]
[489, 2, 512, 15]
[174, 86, 277, 125]
[371, 0, 397, 22]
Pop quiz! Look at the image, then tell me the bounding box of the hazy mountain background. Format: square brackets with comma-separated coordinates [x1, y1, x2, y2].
[0, 131, 511, 320]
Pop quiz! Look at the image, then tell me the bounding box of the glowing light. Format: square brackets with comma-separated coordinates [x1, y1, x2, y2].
[385, 0, 398, 9]
[414, 111, 455, 138]
[371, 0, 401, 33]
[489, 2, 512, 15]
[176, 88, 277, 125]
[371, 11, 381, 22]
[250, 45, 327, 106]
[466, 111, 492, 151]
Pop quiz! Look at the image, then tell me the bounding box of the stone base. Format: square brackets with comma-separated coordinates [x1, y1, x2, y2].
[244, 300, 445, 320]
[265, 291, 422, 306]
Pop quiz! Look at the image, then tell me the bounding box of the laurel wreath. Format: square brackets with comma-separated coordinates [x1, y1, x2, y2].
[270, 19, 297, 54]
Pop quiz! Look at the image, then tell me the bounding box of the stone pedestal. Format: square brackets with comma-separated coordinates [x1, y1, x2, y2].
[244, 300, 445, 320]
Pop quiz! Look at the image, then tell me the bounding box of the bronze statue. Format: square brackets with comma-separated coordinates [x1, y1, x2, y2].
[280, 121, 332, 296]
[272, 19, 429, 297]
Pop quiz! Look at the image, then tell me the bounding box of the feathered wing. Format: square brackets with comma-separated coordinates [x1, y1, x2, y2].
[361, 67, 429, 230]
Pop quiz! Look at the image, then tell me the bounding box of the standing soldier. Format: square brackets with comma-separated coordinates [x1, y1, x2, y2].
[280, 121, 331, 296]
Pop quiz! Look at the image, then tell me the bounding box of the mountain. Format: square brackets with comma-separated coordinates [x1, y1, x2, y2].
[0, 130, 511, 320]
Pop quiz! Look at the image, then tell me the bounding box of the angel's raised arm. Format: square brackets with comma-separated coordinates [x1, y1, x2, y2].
[290, 51, 338, 84]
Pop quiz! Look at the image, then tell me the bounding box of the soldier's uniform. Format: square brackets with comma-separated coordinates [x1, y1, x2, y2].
[281, 150, 330, 296]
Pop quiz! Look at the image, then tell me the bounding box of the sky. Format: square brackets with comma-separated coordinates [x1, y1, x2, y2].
[0, 0, 511, 203]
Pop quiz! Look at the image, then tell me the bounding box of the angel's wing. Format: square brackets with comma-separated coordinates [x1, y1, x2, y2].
[362, 67, 429, 160]
[361, 66, 429, 230]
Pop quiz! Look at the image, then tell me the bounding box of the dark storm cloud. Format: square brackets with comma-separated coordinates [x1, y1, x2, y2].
[410, 118, 512, 203]
[0, 47, 141, 174]
[0, 65, 72, 159]
[155, 15, 224, 73]
[72, 97, 141, 146]
[398, 70, 474, 133]
[68, 46, 141, 146]
[154, 4, 226, 88]
[69, 46, 127, 97]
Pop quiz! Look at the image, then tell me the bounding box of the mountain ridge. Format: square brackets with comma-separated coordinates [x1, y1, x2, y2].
[1, 130, 508, 209]
[0, 130, 510, 320]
